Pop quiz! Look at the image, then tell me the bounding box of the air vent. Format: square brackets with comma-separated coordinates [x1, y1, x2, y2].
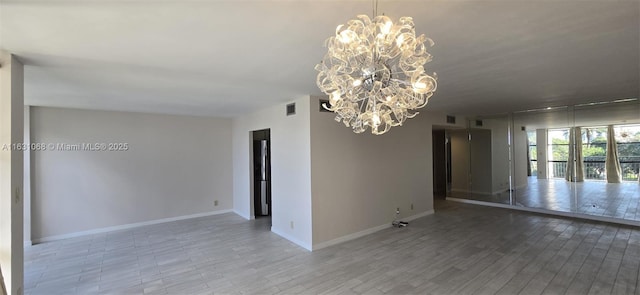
[446, 115, 456, 124]
[319, 99, 333, 112]
[286, 103, 296, 116]
[475, 120, 483, 127]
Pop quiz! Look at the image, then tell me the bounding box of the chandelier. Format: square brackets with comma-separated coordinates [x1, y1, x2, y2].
[315, 10, 437, 135]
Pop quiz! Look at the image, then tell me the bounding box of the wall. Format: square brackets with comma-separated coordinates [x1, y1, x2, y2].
[512, 125, 529, 189]
[232, 97, 312, 250]
[469, 128, 493, 194]
[0, 51, 24, 295]
[455, 116, 529, 195]
[31, 107, 233, 241]
[450, 129, 470, 193]
[535, 129, 548, 179]
[479, 117, 513, 193]
[24, 106, 31, 246]
[309, 96, 434, 248]
[485, 119, 509, 193]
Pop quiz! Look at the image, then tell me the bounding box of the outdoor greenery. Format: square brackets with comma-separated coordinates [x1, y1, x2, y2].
[542, 126, 640, 181]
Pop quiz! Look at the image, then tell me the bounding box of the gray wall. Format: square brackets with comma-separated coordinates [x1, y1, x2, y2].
[31, 107, 233, 241]
[309, 96, 434, 247]
[469, 128, 493, 194]
[450, 129, 470, 193]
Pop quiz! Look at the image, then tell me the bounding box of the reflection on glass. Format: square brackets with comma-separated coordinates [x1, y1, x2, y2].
[447, 115, 511, 205]
[547, 129, 569, 179]
[448, 99, 639, 223]
[527, 131, 537, 177]
[614, 125, 640, 182]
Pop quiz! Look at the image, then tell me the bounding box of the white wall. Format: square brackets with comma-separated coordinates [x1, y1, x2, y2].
[482, 117, 511, 193]
[469, 128, 493, 194]
[309, 96, 435, 247]
[450, 129, 470, 193]
[535, 129, 549, 179]
[31, 107, 233, 241]
[0, 50, 25, 295]
[232, 97, 312, 250]
[24, 106, 31, 246]
[455, 117, 528, 195]
[512, 125, 529, 189]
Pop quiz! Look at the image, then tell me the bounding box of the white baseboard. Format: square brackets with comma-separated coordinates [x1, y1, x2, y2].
[33, 209, 233, 244]
[312, 223, 390, 251]
[451, 188, 493, 196]
[312, 209, 436, 251]
[233, 210, 252, 220]
[447, 197, 514, 210]
[404, 210, 435, 221]
[446, 197, 640, 227]
[271, 226, 312, 251]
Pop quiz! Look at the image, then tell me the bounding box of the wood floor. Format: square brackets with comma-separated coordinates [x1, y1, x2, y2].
[25, 201, 640, 294]
[450, 178, 640, 222]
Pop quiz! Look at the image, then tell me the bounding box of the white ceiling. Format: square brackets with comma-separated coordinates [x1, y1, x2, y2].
[1, 0, 638, 117]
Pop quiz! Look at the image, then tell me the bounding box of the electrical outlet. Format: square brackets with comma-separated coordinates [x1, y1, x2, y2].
[290, 221, 294, 229]
[214, 200, 218, 206]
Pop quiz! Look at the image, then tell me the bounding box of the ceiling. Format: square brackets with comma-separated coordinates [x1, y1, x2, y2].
[1, 0, 638, 117]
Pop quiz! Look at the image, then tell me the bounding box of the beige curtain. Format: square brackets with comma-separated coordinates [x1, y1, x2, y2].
[606, 125, 622, 183]
[565, 127, 584, 182]
[526, 136, 532, 176]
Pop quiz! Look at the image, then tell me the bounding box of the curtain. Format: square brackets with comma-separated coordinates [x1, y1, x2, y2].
[565, 127, 584, 182]
[606, 125, 622, 183]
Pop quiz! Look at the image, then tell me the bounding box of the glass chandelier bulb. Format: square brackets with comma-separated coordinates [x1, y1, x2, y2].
[381, 21, 392, 35]
[331, 90, 341, 102]
[372, 113, 381, 127]
[315, 14, 437, 135]
[414, 82, 427, 90]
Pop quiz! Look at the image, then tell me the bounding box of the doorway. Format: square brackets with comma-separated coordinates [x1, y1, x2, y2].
[432, 129, 447, 199]
[252, 129, 271, 219]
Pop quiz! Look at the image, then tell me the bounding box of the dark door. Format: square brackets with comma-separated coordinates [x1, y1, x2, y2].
[432, 129, 447, 199]
[252, 129, 271, 217]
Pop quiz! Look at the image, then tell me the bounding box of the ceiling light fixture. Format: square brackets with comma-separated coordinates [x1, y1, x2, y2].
[315, 1, 437, 135]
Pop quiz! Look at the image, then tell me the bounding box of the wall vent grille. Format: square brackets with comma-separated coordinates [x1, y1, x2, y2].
[286, 103, 296, 116]
[446, 115, 456, 124]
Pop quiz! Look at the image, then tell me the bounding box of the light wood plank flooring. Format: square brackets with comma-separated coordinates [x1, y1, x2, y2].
[25, 201, 640, 294]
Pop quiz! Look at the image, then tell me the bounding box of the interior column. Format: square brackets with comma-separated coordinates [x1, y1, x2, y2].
[536, 129, 548, 179]
[0, 50, 25, 295]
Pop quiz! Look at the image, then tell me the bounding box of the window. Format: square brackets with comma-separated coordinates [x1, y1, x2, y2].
[547, 129, 569, 178]
[527, 131, 537, 176]
[615, 124, 640, 181]
[582, 127, 607, 180]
